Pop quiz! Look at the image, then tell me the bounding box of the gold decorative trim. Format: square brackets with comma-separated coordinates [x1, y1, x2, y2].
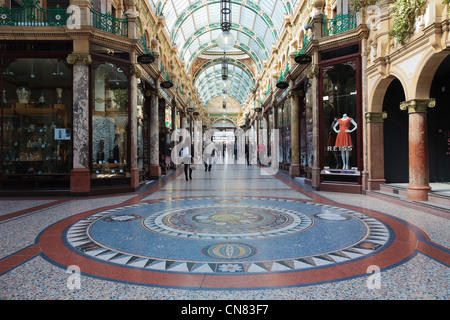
[145, 89, 162, 98]
[307, 64, 320, 79]
[399, 99, 436, 114]
[66, 53, 92, 66]
[365, 111, 387, 123]
[130, 64, 142, 78]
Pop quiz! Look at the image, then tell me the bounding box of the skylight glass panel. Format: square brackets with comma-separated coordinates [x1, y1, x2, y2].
[248, 38, 260, 54]
[171, 0, 190, 15]
[210, 29, 221, 41]
[181, 15, 196, 39]
[208, 3, 221, 22]
[239, 8, 255, 27]
[231, 4, 241, 25]
[164, 1, 177, 31]
[253, 15, 268, 38]
[263, 31, 274, 52]
[259, 0, 276, 16]
[197, 32, 212, 46]
[188, 38, 200, 54]
[271, 2, 285, 31]
[192, 7, 209, 28]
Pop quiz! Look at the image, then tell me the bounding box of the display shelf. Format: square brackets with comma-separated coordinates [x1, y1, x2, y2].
[2, 105, 70, 176]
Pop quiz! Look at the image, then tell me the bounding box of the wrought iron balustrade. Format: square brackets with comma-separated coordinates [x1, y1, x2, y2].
[322, 13, 357, 37]
[0, 0, 69, 26]
[90, 7, 127, 37]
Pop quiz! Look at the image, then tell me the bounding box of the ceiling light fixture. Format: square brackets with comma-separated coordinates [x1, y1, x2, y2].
[217, 0, 235, 51]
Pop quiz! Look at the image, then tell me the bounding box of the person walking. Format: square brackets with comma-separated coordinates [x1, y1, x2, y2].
[245, 141, 250, 166]
[181, 146, 192, 180]
[203, 138, 216, 171]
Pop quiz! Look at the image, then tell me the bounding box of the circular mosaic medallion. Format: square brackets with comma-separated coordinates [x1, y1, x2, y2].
[142, 204, 314, 240]
[201, 242, 257, 260]
[62, 197, 392, 276]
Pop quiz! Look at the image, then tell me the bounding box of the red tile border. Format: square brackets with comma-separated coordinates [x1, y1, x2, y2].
[0, 244, 42, 275]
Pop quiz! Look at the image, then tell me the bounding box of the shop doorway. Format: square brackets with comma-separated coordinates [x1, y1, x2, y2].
[429, 54, 450, 183]
[383, 79, 408, 183]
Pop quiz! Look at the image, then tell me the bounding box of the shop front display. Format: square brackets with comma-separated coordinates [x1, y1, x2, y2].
[1, 57, 72, 185]
[276, 97, 291, 172]
[319, 43, 362, 190]
[91, 61, 129, 178]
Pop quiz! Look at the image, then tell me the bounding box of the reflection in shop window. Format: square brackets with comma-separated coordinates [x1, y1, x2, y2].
[1, 58, 72, 175]
[92, 62, 129, 176]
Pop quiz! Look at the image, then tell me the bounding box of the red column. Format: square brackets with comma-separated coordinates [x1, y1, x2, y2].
[365, 111, 388, 190]
[400, 99, 436, 201]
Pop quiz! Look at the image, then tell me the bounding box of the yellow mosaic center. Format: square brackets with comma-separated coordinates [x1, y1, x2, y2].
[210, 214, 244, 222]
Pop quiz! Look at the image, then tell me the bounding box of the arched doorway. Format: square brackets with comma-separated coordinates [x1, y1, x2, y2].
[429, 54, 450, 183]
[383, 79, 408, 183]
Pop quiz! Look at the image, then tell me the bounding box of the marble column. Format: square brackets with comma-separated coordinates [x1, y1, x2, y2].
[289, 88, 302, 177]
[365, 111, 388, 190]
[67, 53, 92, 194]
[181, 114, 188, 130]
[308, 64, 321, 189]
[129, 64, 140, 188]
[400, 99, 436, 201]
[148, 85, 161, 179]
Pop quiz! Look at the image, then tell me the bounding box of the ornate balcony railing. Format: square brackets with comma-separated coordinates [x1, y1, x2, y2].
[0, 0, 69, 26]
[322, 13, 357, 37]
[91, 7, 127, 37]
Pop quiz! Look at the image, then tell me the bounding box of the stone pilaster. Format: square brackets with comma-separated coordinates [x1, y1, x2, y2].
[308, 64, 321, 190]
[148, 85, 162, 179]
[67, 53, 91, 194]
[129, 64, 141, 188]
[400, 99, 436, 201]
[365, 111, 388, 190]
[289, 88, 302, 178]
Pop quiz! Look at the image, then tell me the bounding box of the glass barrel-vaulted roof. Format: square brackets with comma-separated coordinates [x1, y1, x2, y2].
[153, 0, 292, 108]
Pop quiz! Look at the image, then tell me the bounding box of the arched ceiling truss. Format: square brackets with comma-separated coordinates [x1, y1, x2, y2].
[155, 0, 292, 108]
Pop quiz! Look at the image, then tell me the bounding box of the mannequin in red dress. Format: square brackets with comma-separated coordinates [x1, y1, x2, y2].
[333, 114, 357, 169]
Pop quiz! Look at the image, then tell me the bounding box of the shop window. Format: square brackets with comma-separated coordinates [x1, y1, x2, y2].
[1, 58, 72, 175]
[137, 80, 144, 172]
[277, 100, 291, 164]
[283, 99, 291, 163]
[322, 63, 358, 171]
[305, 80, 313, 170]
[91, 62, 129, 176]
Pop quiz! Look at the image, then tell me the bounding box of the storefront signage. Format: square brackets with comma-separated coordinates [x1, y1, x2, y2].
[137, 54, 155, 64]
[276, 81, 289, 89]
[160, 80, 173, 89]
[295, 54, 312, 64]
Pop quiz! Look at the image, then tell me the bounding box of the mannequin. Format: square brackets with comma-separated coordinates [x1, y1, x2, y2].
[333, 114, 357, 169]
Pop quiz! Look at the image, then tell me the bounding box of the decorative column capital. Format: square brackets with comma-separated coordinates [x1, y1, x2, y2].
[365, 111, 387, 123]
[289, 89, 304, 99]
[400, 99, 436, 114]
[66, 53, 92, 66]
[307, 64, 320, 79]
[145, 89, 162, 98]
[129, 64, 142, 78]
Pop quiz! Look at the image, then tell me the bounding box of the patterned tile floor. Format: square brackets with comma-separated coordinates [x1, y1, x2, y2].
[0, 163, 448, 300]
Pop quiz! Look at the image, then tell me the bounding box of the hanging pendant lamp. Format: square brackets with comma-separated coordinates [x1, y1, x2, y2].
[217, 0, 235, 51]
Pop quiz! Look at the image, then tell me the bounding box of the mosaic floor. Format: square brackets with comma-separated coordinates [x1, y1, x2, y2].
[0, 164, 448, 300]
